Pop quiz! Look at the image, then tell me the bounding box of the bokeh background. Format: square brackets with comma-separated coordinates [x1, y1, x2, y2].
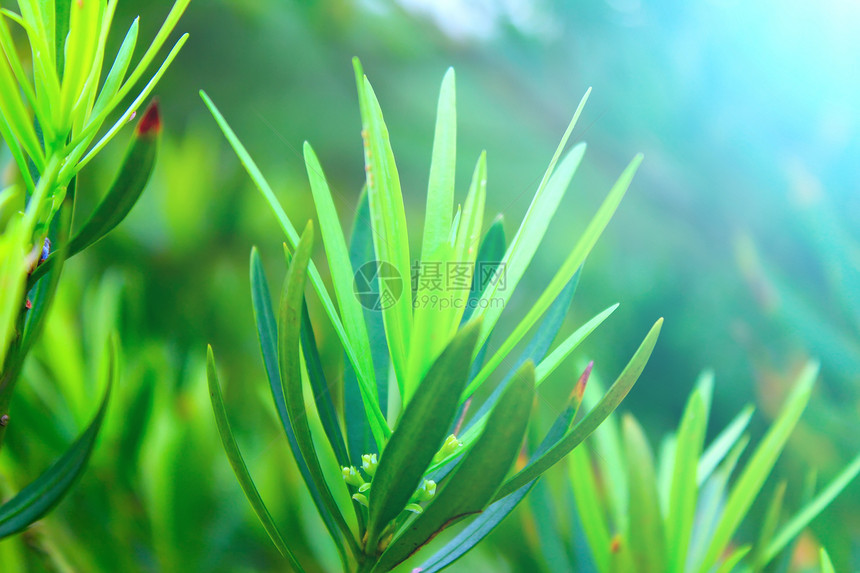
[2, 0, 858, 571]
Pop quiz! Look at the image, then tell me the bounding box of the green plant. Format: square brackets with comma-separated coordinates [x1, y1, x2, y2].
[203, 60, 662, 572]
[0, 0, 189, 538]
[528, 363, 860, 572]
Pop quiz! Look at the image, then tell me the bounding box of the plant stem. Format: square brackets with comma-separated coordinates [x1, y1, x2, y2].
[0, 154, 63, 452]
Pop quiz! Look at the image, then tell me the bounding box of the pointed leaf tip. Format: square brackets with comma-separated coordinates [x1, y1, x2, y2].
[573, 361, 593, 402]
[136, 101, 161, 135]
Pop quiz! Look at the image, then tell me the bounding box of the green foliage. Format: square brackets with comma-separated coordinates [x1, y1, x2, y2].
[548, 363, 860, 573]
[0, 0, 188, 539]
[204, 61, 659, 572]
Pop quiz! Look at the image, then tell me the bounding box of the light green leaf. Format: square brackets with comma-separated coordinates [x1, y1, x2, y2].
[304, 142, 381, 423]
[534, 303, 619, 385]
[666, 381, 709, 572]
[569, 445, 612, 573]
[471, 140, 586, 350]
[697, 361, 819, 573]
[763, 450, 860, 564]
[698, 405, 754, 486]
[89, 16, 138, 120]
[200, 91, 389, 443]
[421, 67, 456, 263]
[716, 545, 751, 573]
[623, 414, 666, 573]
[820, 548, 836, 573]
[406, 152, 486, 400]
[464, 152, 642, 401]
[355, 62, 413, 398]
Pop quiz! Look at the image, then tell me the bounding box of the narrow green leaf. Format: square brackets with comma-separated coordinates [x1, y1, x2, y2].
[447, 151, 486, 328]
[686, 435, 750, 569]
[249, 247, 346, 549]
[584, 372, 628, 535]
[89, 16, 138, 120]
[0, 38, 43, 169]
[763, 450, 860, 564]
[0, 14, 41, 137]
[715, 545, 751, 573]
[421, 67, 456, 263]
[30, 102, 159, 287]
[201, 91, 389, 443]
[68, 101, 158, 252]
[304, 142, 380, 419]
[469, 87, 590, 336]
[407, 152, 485, 401]
[300, 303, 350, 468]
[698, 405, 754, 486]
[534, 303, 618, 386]
[820, 548, 836, 573]
[470, 141, 586, 353]
[278, 221, 359, 560]
[69, 0, 190, 152]
[493, 317, 662, 500]
[59, 0, 99, 126]
[464, 153, 643, 401]
[374, 362, 534, 571]
[530, 479, 575, 573]
[461, 270, 584, 438]
[0, 335, 113, 538]
[461, 217, 505, 323]
[750, 480, 786, 572]
[73, 1, 119, 133]
[366, 319, 482, 550]
[569, 445, 612, 573]
[770, 470, 817, 573]
[417, 388, 580, 573]
[206, 346, 306, 572]
[344, 188, 389, 465]
[666, 383, 709, 572]
[71, 33, 188, 176]
[53, 0, 70, 69]
[697, 361, 819, 573]
[355, 65, 413, 398]
[622, 414, 666, 573]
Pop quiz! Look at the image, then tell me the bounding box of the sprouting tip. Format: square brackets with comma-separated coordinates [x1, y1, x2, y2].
[136, 101, 161, 135]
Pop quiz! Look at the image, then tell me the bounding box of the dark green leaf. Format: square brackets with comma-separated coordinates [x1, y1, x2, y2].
[206, 346, 306, 572]
[30, 102, 159, 286]
[375, 361, 534, 571]
[461, 216, 506, 324]
[250, 247, 344, 545]
[0, 336, 113, 538]
[417, 393, 578, 573]
[366, 319, 482, 549]
[465, 268, 580, 431]
[300, 303, 350, 467]
[278, 221, 358, 560]
[345, 188, 388, 466]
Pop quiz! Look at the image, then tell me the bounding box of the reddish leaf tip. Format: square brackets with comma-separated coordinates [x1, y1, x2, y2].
[571, 361, 593, 403]
[136, 101, 161, 135]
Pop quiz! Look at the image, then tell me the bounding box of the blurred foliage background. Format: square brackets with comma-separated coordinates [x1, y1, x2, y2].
[1, 0, 858, 570]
